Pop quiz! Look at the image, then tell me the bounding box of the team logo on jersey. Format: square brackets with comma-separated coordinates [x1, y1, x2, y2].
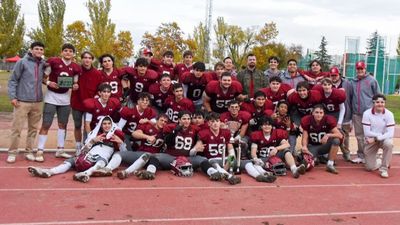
[260, 140, 264, 144]
[96, 109, 100, 113]
[59, 65, 63, 68]
[149, 129, 153, 133]
[217, 94, 220, 97]
[132, 115, 136, 119]
[211, 136, 214, 140]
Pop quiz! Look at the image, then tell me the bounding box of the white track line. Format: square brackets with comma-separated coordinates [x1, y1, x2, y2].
[1, 183, 400, 192]
[1, 210, 400, 225]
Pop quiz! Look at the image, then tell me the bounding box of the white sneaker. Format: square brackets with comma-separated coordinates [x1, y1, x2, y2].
[35, 151, 45, 162]
[25, 152, 35, 161]
[6, 154, 16, 163]
[380, 170, 389, 178]
[28, 166, 52, 178]
[351, 157, 365, 164]
[55, 150, 72, 159]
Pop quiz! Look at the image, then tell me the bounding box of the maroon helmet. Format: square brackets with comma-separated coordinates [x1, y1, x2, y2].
[170, 156, 193, 177]
[265, 155, 287, 176]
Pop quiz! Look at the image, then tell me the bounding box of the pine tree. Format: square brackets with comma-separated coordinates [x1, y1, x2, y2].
[396, 35, 400, 56]
[366, 31, 385, 56]
[314, 36, 332, 71]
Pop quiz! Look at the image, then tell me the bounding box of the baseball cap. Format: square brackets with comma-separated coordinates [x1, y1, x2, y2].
[142, 48, 153, 56]
[356, 61, 366, 69]
[329, 67, 340, 76]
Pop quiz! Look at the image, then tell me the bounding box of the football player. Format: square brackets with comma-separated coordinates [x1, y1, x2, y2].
[240, 91, 274, 132]
[71, 51, 103, 152]
[124, 57, 159, 104]
[28, 116, 125, 183]
[83, 83, 121, 134]
[148, 73, 174, 111]
[35, 43, 81, 162]
[192, 112, 242, 184]
[203, 72, 243, 113]
[260, 76, 294, 109]
[117, 92, 158, 151]
[250, 117, 305, 179]
[300, 105, 343, 174]
[181, 62, 208, 108]
[270, 101, 297, 155]
[157, 50, 176, 80]
[164, 83, 195, 123]
[174, 50, 193, 81]
[98, 54, 125, 101]
[300, 60, 329, 86]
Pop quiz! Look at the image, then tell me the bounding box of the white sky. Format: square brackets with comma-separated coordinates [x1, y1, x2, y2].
[17, 0, 400, 56]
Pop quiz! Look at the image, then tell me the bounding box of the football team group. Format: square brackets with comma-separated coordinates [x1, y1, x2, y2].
[7, 41, 395, 185]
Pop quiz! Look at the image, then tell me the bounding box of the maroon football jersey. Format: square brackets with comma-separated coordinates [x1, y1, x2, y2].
[101, 68, 124, 100]
[163, 124, 198, 156]
[124, 67, 159, 103]
[148, 58, 160, 72]
[119, 106, 158, 134]
[198, 128, 231, 159]
[84, 97, 121, 129]
[158, 62, 176, 80]
[204, 71, 238, 83]
[181, 72, 208, 102]
[164, 96, 195, 123]
[301, 70, 329, 79]
[287, 90, 322, 116]
[312, 85, 346, 112]
[260, 83, 292, 108]
[204, 80, 243, 113]
[148, 82, 173, 109]
[250, 129, 288, 158]
[136, 123, 165, 154]
[46, 57, 81, 94]
[272, 114, 294, 131]
[71, 66, 103, 111]
[174, 63, 192, 81]
[301, 115, 337, 145]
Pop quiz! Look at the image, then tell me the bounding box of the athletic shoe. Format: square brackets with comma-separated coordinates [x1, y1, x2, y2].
[25, 152, 35, 162]
[117, 170, 129, 180]
[73, 172, 90, 183]
[135, 170, 155, 180]
[226, 175, 241, 185]
[28, 166, 51, 178]
[92, 167, 113, 177]
[351, 157, 365, 164]
[342, 152, 351, 161]
[55, 150, 72, 159]
[380, 170, 389, 178]
[255, 174, 276, 183]
[35, 151, 44, 162]
[209, 172, 224, 181]
[6, 154, 16, 163]
[297, 164, 306, 175]
[326, 164, 339, 174]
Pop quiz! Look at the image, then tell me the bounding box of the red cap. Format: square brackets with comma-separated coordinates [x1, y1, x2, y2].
[329, 67, 340, 75]
[356, 61, 366, 69]
[142, 48, 153, 56]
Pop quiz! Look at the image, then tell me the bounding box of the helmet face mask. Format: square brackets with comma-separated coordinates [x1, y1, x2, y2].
[265, 155, 287, 176]
[302, 152, 315, 171]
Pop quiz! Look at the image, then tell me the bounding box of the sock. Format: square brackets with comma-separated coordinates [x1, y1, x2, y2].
[147, 164, 156, 174]
[50, 162, 72, 175]
[125, 154, 149, 174]
[106, 154, 122, 170]
[84, 161, 106, 176]
[206, 167, 218, 176]
[254, 164, 267, 175]
[37, 135, 48, 150]
[57, 129, 66, 148]
[75, 142, 82, 150]
[213, 163, 231, 178]
[327, 160, 334, 166]
[245, 163, 260, 178]
[290, 165, 297, 173]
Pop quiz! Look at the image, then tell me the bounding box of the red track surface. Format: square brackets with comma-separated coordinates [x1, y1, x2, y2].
[1, 153, 399, 225]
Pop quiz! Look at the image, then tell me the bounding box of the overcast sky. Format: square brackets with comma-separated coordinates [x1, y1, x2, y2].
[17, 0, 400, 56]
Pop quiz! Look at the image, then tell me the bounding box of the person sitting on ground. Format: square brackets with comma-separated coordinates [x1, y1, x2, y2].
[27, 116, 125, 183]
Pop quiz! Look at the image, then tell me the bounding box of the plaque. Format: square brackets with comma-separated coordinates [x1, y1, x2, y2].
[57, 76, 74, 88]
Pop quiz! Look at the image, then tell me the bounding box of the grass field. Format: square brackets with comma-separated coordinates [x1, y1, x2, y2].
[1, 71, 399, 123]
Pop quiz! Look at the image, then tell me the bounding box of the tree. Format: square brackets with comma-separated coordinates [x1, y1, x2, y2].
[28, 0, 65, 57]
[141, 22, 188, 62]
[213, 17, 279, 69]
[366, 31, 385, 57]
[314, 36, 332, 71]
[86, 0, 116, 59]
[187, 22, 207, 62]
[65, 21, 91, 59]
[113, 31, 134, 66]
[396, 35, 400, 56]
[0, 0, 25, 58]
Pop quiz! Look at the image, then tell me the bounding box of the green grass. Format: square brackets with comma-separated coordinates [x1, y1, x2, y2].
[385, 95, 400, 124]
